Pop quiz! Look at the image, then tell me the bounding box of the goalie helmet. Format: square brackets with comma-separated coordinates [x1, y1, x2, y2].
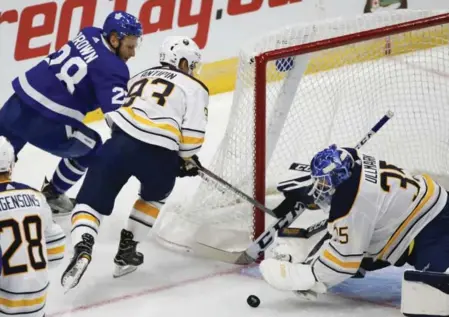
[309, 144, 354, 210]
[159, 36, 202, 76]
[0, 137, 15, 174]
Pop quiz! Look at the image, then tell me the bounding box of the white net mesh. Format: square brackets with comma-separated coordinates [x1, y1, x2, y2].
[154, 10, 449, 253]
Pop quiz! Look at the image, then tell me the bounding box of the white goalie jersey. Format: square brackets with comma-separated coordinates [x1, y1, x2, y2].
[108, 65, 209, 158]
[311, 148, 447, 288]
[0, 182, 66, 316]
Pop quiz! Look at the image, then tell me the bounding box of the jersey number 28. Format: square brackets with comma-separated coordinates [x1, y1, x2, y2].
[0, 216, 46, 276]
[47, 44, 87, 95]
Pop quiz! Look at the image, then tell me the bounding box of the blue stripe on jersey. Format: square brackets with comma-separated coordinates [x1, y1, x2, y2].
[0, 182, 38, 193]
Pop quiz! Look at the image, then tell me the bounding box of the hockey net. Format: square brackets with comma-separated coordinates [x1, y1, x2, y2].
[154, 10, 449, 256]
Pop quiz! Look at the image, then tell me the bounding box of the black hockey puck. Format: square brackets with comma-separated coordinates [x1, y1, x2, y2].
[247, 295, 260, 308]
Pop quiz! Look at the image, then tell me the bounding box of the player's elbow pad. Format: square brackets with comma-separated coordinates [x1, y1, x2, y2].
[45, 222, 66, 269]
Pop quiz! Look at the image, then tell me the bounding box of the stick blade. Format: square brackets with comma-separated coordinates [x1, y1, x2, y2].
[192, 226, 256, 264]
[192, 241, 255, 264]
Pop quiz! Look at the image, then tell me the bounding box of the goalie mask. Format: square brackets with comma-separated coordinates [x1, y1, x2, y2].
[159, 36, 202, 76]
[309, 144, 354, 211]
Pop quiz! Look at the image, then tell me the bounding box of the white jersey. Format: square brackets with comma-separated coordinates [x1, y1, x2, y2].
[108, 65, 209, 158]
[0, 182, 66, 316]
[311, 148, 447, 288]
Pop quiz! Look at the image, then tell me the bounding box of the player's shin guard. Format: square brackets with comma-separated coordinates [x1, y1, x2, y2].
[113, 199, 162, 277]
[52, 158, 87, 192]
[44, 159, 87, 215]
[61, 204, 103, 291]
[401, 269, 449, 316]
[126, 199, 162, 240]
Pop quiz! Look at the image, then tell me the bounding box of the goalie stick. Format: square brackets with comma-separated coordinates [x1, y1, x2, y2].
[192, 110, 394, 264]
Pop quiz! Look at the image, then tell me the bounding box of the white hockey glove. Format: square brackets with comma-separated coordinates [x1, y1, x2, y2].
[260, 258, 327, 298]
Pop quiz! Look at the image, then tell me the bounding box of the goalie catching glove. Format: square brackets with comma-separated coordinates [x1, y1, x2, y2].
[178, 155, 202, 177]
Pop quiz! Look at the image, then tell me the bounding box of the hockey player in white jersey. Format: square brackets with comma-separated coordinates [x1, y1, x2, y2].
[0, 137, 66, 316]
[61, 36, 208, 291]
[260, 144, 449, 304]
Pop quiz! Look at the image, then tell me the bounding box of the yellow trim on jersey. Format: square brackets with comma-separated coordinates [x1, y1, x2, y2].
[378, 174, 435, 259]
[71, 213, 100, 226]
[323, 250, 361, 270]
[181, 136, 204, 145]
[408, 239, 415, 256]
[122, 107, 181, 138]
[0, 294, 46, 308]
[133, 200, 160, 219]
[47, 245, 65, 255]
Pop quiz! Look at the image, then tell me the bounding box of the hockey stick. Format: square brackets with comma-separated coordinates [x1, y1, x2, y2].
[193, 201, 305, 265]
[195, 166, 278, 218]
[288, 110, 395, 172]
[192, 110, 394, 264]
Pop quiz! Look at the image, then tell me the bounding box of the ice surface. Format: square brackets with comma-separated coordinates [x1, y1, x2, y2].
[10, 91, 404, 317]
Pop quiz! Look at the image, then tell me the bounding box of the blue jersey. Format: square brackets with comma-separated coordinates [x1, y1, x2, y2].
[12, 27, 129, 129]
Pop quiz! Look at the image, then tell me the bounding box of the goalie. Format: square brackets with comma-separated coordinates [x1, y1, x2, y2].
[261, 144, 449, 316]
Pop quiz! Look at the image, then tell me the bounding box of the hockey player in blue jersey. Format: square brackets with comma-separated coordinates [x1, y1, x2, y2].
[0, 11, 143, 216]
[60, 36, 209, 291]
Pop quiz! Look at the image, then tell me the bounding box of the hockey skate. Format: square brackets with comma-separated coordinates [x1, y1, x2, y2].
[61, 233, 94, 292]
[41, 178, 76, 216]
[113, 229, 144, 278]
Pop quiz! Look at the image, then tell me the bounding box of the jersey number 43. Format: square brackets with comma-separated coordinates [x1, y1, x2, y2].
[124, 78, 175, 107]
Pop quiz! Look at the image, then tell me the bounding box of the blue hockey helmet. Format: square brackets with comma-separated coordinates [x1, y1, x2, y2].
[309, 144, 354, 210]
[103, 11, 142, 40]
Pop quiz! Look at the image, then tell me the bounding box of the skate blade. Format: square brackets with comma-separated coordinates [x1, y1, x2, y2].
[113, 265, 137, 278]
[62, 258, 89, 293]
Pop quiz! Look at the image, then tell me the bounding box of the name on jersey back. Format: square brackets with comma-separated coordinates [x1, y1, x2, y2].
[362, 154, 378, 184]
[72, 33, 99, 64]
[0, 193, 41, 212]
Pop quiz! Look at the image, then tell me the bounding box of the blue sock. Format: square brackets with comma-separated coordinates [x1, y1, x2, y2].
[51, 158, 86, 193]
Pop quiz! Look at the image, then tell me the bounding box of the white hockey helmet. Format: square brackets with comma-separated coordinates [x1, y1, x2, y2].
[0, 137, 15, 174]
[159, 36, 202, 76]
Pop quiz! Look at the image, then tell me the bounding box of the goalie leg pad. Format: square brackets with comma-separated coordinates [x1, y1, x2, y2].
[401, 270, 449, 317]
